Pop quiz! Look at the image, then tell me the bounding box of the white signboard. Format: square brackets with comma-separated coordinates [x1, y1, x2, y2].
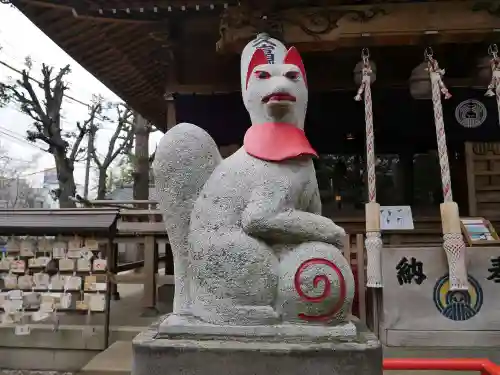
[380, 206, 414, 230]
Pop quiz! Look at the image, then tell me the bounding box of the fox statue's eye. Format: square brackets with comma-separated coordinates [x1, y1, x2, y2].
[285, 71, 300, 80]
[255, 70, 271, 79]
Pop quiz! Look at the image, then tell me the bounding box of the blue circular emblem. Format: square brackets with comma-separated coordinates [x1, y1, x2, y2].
[433, 274, 483, 321]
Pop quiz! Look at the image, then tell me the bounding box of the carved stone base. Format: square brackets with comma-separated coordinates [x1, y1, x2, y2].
[132, 316, 382, 375]
[157, 314, 358, 341]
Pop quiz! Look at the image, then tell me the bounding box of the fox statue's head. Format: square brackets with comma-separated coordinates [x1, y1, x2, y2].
[240, 36, 315, 161]
[242, 46, 308, 130]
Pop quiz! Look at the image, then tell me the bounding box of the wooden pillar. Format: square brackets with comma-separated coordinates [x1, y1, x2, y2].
[400, 150, 414, 205]
[166, 94, 177, 130]
[465, 142, 477, 216]
[450, 145, 468, 215]
[133, 113, 151, 207]
[356, 234, 367, 325]
[166, 46, 178, 130]
[141, 234, 158, 315]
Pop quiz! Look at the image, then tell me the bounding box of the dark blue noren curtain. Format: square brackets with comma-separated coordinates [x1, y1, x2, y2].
[175, 93, 249, 146]
[175, 88, 500, 152]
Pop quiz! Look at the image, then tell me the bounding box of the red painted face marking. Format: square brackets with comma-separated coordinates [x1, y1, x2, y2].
[283, 47, 307, 87]
[284, 71, 300, 81]
[245, 48, 268, 89]
[255, 70, 271, 80]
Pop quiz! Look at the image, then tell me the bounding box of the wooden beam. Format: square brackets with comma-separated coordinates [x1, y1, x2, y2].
[80, 37, 148, 71]
[18, 0, 71, 10]
[223, 32, 498, 54]
[55, 20, 122, 47]
[71, 29, 158, 98]
[71, 0, 235, 11]
[72, 12, 160, 24]
[61, 23, 128, 55]
[168, 77, 481, 95]
[217, 1, 500, 52]
[117, 222, 166, 234]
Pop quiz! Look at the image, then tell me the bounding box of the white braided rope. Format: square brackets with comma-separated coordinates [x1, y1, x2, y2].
[365, 81, 376, 203]
[429, 63, 453, 202]
[428, 55, 469, 291]
[496, 82, 500, 126]
[365, 232, 383, 288]
[485, 54, 500, 126]
[443, 233, 469, 290]
[355, 57, 383, 288]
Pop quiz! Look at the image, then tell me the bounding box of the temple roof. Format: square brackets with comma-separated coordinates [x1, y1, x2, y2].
[12, 0, 499, 130]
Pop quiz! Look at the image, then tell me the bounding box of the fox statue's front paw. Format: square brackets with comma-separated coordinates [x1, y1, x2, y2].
[276, 242, 355, 324]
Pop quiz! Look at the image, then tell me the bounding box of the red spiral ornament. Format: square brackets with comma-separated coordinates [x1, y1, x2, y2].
[294, 258, 346, 322]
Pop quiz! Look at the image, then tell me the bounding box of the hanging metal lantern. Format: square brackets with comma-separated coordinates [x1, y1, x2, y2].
[353, 59, 377, 86]
[476, 56, 493, 88]
[409, 62, 432, 100]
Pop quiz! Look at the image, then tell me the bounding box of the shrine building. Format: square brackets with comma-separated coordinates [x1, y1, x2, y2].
[12, 0, 500, 347]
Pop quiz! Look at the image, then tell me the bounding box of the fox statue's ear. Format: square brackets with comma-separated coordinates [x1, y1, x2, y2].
[246, 48, 268, 89]
[284, 47, 307, 87]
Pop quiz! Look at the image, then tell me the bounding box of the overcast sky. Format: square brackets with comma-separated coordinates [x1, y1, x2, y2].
[0, 4, 162, 196]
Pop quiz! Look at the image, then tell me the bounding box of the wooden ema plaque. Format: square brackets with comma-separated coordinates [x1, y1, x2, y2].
[460, 217, 500, 246]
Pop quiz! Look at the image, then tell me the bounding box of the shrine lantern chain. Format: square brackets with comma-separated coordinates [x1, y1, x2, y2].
[353, 48, 383, 288]
[353, 58, 376, 86]
[411, 47, 469, 291]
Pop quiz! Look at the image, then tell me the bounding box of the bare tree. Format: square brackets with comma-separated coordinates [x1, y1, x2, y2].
[91, 103, 135, 199]
[0, 144, 42, 208]
[112, 143, 156, 191]
[0, 63, 99, 207]
[0, 46, 9, 108]
[132, 114, 156, 207]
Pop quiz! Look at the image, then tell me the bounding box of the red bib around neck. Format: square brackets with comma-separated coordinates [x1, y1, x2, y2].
[244, 123, 318, 162]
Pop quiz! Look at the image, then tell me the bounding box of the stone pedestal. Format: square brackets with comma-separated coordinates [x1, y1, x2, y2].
[132, 317, 382, 375]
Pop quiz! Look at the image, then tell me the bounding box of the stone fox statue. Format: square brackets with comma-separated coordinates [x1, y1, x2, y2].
[154, 39, 354, 326]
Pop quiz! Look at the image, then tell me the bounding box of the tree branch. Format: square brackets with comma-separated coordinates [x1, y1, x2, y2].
[92, 103, 134, 171]
[69, 122, 87, 163]
[148, 150, 156, 164]
[69, 102, 100, 162]
[18, 70, 46, 122]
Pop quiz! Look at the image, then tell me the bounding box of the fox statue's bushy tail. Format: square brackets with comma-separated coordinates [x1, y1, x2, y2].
[152, 122, 222, 316]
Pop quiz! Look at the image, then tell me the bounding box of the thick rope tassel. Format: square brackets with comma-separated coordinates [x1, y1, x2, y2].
[426, 49, 468, 291]
[485, 44, 500, 127]
[355, 50, 383, 288]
